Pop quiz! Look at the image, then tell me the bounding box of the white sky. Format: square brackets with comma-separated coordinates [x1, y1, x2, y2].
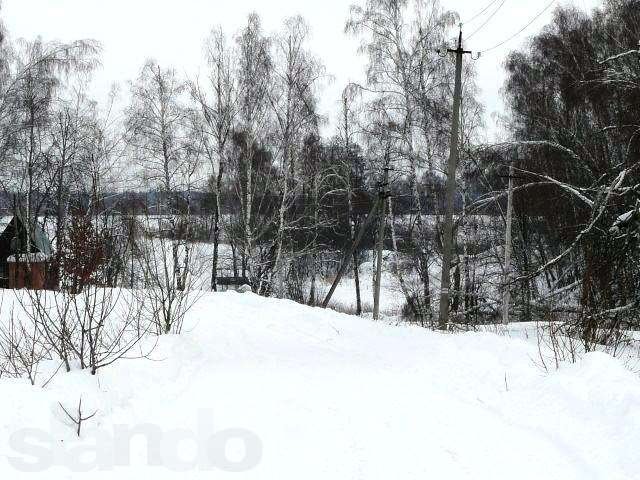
[2, 0, 602, 138]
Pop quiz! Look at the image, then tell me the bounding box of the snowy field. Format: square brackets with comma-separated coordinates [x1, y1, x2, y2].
[0, 291, 639, 479]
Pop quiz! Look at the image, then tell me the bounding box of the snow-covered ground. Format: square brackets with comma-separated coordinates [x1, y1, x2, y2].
[0, 291, 639, 479]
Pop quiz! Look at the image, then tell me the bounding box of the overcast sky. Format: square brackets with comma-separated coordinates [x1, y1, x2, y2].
[2, 0, 602, 138]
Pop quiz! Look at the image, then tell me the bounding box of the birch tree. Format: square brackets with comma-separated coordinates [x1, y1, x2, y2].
[235, 14, 272, 284]
[265, 16, 324, 296]
[126, 61, 201, 333]
[192, 27, 238, 291]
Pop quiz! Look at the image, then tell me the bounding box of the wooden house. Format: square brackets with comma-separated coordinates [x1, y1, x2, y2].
[0, 211, 54, 289]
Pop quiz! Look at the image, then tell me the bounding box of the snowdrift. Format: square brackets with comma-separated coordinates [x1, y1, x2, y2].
[1, 291, 639, 479]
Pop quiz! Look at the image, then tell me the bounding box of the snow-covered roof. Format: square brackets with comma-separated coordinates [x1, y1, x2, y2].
[0, 209, 53, 256]
[7, 252, 52, 263]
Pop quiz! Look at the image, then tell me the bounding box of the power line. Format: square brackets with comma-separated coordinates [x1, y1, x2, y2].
[462, 0, 501, 26]
[479, 0, 557, 54]
[465, 0, 507, 41]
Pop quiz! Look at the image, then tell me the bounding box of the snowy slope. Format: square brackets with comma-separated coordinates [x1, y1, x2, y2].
[1, 292, 639, 479]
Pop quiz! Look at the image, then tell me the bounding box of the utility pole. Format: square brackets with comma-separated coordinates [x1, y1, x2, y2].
[373, 164, 391, 320]
[502, 162, 515, 325]
[438, 27, 471, 330]
[322, 197, 380, 309]
[322, 163, 392, 312]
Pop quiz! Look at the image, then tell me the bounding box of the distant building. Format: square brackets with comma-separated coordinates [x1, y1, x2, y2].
[0, 211, 54, 290]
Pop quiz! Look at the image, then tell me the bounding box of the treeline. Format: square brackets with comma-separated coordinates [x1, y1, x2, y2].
[4, 0, 639, 345]
[478, 0, 640, 347]
[0, 0, 486, 326]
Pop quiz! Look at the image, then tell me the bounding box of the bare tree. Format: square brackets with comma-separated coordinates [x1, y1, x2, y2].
[136, 223, 205, 335]
[337, 85, 365, 314]
[192, 27, 238, 291]
[0, 38, 100, 235]
[265, 16, 325, 296]
[126, 60, 205, 333]
[0, 306, 49, 385]
[234, 14, 273, 284]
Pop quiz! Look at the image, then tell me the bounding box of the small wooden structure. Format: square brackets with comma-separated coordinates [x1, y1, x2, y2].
[0, 211, 54, 290]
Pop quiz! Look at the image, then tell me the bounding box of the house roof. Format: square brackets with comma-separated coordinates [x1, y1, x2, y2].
[10, 209, 52, 255]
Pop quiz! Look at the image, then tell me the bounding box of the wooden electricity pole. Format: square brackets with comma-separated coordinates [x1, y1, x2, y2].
[438, 27, 471, 330]
[322, 166, 391, 311]
[502, 163, 515, 325]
